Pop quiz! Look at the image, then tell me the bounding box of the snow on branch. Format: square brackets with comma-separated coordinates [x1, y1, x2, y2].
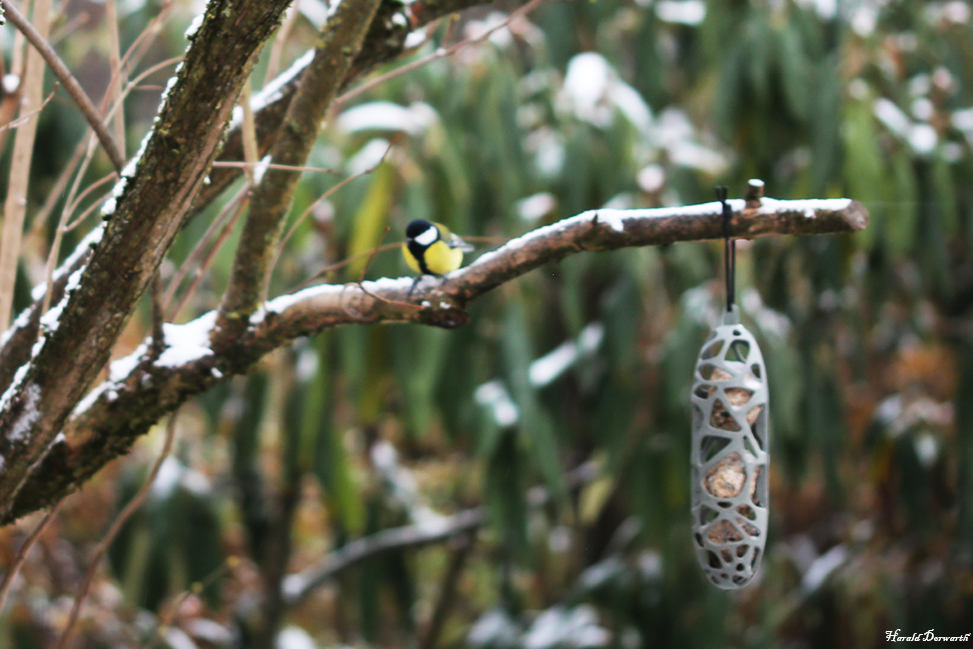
[2, 195, 866, 524]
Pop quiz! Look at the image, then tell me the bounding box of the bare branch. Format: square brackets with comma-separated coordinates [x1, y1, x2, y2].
[264, 2, 302, 84]
[1, 0, 126, 171]
[272, 137, 397, 278]
[166, 190, 251, 321]
[0, 0, 53, 333]
[194, 0, 495, 221]
[0, 0, 294, 522]
[0, 81, 57, 135]
[281, 461, 599, 608]
[50, 11, 91, 45]
[1, 197, 868, 524]
[211, 161, 339, 175]
[216, 0, 385, 341]
[240, 79, 259, 184]
[285, 508, 486, 607]
[335, 0, 549, 109]
[104, 0, 126, 157]
[54, 413, 178, 649]
[0, 499, 63, 612]
[149, 557, 240, 648]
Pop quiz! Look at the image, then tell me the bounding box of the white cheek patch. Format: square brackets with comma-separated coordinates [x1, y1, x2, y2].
[414, 227, 438, 246]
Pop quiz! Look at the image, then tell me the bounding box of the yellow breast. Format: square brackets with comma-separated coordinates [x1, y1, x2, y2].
[402, 243, 422, 274]
[423, 240, 464, 275]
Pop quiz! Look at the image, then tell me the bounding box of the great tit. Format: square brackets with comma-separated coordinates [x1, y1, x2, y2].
[402, 219, 473, 277]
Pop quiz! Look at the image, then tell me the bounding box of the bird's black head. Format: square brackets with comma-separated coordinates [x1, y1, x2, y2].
[406, 219, 435, 241]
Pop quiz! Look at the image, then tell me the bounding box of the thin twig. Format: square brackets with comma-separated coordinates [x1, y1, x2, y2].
[2, 0, 125, 171]
[40, 167, 116, 317]
[149, 557, 240, 649]
[358, 226, 391, 283]
[9, 0, 26, 79]
[0, 82, 57, 135]
[62, 172, 117, 225]
[211, 160, 340, 175]
[117, 0, 174, 75]
[50, 11, 90, 45]
[113, 57, 186, 121]
[28, 128, 97, 247]
[276, 136, 398, 258]
[0, 70, 21, 156]
[350, 226, 422, 311]
[166, 204, 250, 320]
[166, 192, 251, 321]
[335, 0, 549, 109]
[0, 0, 53, 332]
[264, 0, 302, 85]
[162, 185, 251, 317]
[61, 187, 114, 232]
[290, 242, 401, 292]
[0, 499, 65, 613]
[279, 134, 457, 295]
[54, 414, 179, 649]
[105, 0, 126, 157]
[26, 56, 181, 245]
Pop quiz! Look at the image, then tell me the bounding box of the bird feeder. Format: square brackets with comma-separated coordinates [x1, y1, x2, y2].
[690, 305, 769, 588]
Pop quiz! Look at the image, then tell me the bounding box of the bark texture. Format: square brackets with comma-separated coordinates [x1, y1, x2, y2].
[0, 0, 293, 519]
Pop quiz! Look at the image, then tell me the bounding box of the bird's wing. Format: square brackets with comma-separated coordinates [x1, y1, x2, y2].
[434, 222, 474, 252]
[448, 233, 475, 252]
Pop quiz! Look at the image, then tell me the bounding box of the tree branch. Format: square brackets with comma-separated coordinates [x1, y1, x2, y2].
[195, 0, 492, 215]
[1, 197, 868, 524]
[0, 0, 293, 521]
[281, 460, 599, 608]
[216, 0, 384, 340]
[0, 0, 500, 401]
[0, 0, 52, 335]
[1, 0, 126, 171]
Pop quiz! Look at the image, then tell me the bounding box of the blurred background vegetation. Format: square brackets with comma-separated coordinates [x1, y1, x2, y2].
[2, 0, 973, 647]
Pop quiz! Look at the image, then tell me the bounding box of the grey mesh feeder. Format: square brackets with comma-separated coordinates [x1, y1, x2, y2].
[690, 186, 769, 589]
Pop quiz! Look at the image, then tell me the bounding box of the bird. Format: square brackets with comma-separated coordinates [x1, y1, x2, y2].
[401, 219, 473, 278]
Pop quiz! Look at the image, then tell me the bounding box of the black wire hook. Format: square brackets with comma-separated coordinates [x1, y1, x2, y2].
[716, 186, 735, 311]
